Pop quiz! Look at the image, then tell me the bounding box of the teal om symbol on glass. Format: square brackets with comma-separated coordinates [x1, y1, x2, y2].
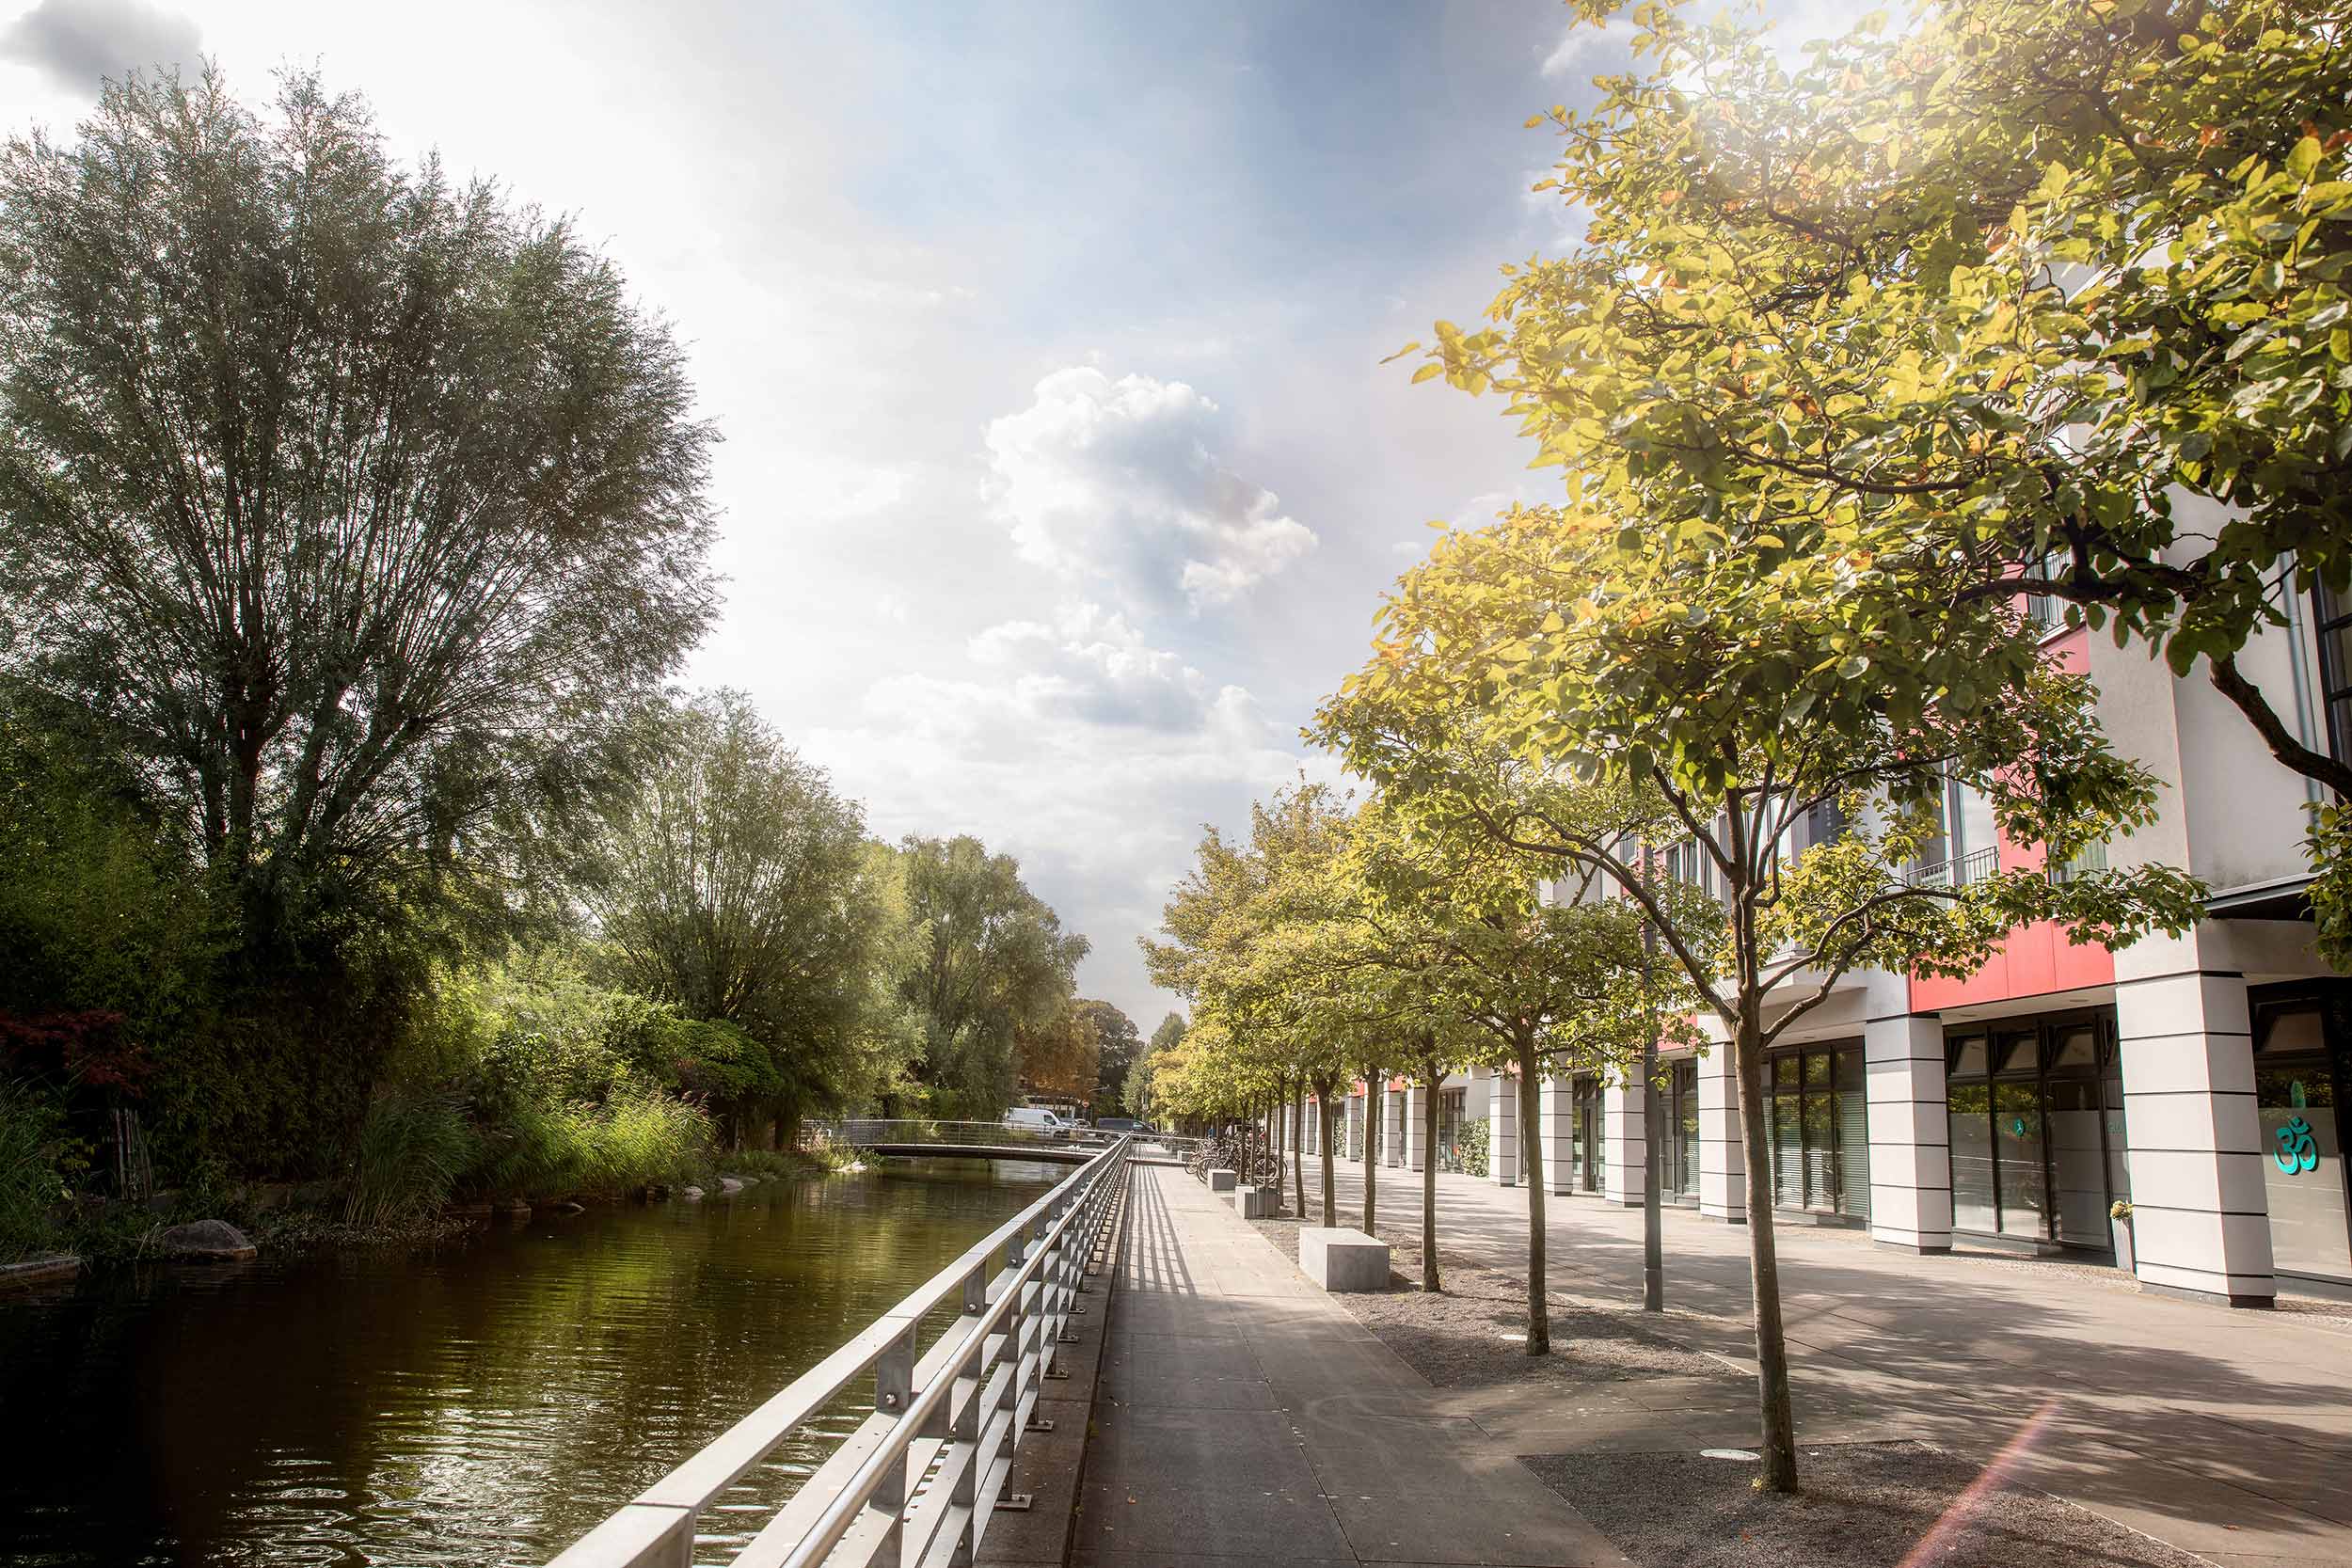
[2274, 1117, 2320, 1175]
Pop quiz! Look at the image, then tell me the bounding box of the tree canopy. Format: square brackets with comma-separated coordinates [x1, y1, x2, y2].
[0, 69, 716, 955]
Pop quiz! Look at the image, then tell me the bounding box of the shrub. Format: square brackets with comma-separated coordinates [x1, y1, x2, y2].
[0, 1077, 69, 1260]
[346, 1093, 483, 1227]
[1456, 1117, 1491, 1180]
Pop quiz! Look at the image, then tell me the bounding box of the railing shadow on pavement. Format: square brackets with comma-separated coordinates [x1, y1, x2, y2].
[546, 1137, 1130, 1568]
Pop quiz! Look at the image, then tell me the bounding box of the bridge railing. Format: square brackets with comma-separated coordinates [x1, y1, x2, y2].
[548, 1135, 1130, 1568]
[799, 1118, 1110, 1152]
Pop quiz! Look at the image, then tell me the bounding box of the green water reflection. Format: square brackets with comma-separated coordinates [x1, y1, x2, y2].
[0, 1156, 1063, 1566]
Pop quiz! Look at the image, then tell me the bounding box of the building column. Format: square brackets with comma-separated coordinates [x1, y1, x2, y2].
[2115, 968, 2276, 1306]
[1539, 1075, 1577, 1195]
[1385, 1081, 1406, 1168]
[1602, 1079, 1645, 1207]
[1348, 1091, 1365, 1164]
[1489, 1066, 1518, 1186]
[1697, 1044, 1745, 1223]
[1405, 1084, 1428, 1172]
[1866, 1014, 1952, 1252]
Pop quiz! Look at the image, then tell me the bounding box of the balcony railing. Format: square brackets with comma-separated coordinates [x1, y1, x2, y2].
[1908, 845, 2000, 890]
[546, 1135, 1129, 1568]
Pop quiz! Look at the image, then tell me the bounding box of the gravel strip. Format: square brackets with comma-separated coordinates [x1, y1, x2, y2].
[1523, 1441, 2214, 1568]
[1245, 1206, 1738, 1386]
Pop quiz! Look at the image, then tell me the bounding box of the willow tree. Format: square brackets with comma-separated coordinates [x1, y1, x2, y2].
[0, 70, 715, 958]
[591, 691, 886, 1146]
[1430, 0, 2352, 937]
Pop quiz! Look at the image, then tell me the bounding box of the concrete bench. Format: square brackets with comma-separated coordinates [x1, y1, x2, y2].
[1299, 1227, 1390, 1292]
[1206, 1168, 1237, 1192]
[1232, 1184, 1275, 1219]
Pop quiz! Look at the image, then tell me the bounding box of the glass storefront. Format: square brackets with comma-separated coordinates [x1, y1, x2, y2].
[1763, 1042, 1869, 1219]
[2251, 986, 2352, 1286]
[1438, 1085, 1466, 1165]
[1661, 1059, 1700, 1203]
[1569, 1076, 1601, 1192]
[1947, 1012, 2126, 1250]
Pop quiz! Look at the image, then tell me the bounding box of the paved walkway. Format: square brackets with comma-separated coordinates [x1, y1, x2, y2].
[1076, 1164, 1636, 1568]
[1312, 1159, 2352, 1568]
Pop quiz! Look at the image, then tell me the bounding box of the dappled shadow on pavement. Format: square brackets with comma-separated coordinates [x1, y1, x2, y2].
[1311, 1160, 2352, 1561]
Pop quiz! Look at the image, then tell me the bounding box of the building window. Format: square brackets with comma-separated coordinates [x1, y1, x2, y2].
[1762, 1042, 1868, 1219]
[1913, 774, 2001, 889]
[2316, 583, 2352, 766]
[1946, 1013, 2124, 1250]
[2251, 986, 2351, 1285]
[1661, 1059, 1700, 1201]
[1568, 1076, 1602, 1192]
[2024, 548, 2081, 636]
[2047, 839, 2108, 885]
[1438, 1085, 1466, 1162]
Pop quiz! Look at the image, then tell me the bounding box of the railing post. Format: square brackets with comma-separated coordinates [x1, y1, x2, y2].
[873, 1323, 915, 1562]
[997, 1222, 1029, 1465]
[946, 1260, 987, 1566]
[1042, 1193, 1073, 1373]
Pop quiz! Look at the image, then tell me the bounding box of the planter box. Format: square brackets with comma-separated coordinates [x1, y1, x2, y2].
[1300, 1227, 1389, 1292]
[2111, 1217, 2136, 1276]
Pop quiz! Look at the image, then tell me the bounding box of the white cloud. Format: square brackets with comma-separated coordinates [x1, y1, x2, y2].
[0, 0, 197, 91]
[966, 604, 1211, 731]
[1540, 18, 1631, 80]
[983, 366, 1317, 614]
[810, 614, 1336, 1017]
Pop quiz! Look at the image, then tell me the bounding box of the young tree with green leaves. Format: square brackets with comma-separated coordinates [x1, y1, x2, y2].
[1332, 782, 1701, 1348]
[1416, 0, 2352, 943]
[1321, 493, 2203, 1490]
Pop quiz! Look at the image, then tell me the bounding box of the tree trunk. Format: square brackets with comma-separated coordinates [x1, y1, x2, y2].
[1642, 1047, 1662, 1311]
[1517, 1041, 1549, 1355]
[1319, 1099, 1338, 1227]
[1363, 1073, 1379, 1236]
[1422, 1068, 1441, 1293]
[1735, 1006, 1800, 1492]
[1293, 1089, 1307, 1217]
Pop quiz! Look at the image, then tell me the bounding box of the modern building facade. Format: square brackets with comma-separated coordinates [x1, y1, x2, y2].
[1297, 581, 2351, 1307]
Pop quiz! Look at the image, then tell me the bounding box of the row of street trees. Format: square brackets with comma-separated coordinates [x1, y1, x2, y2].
[1150, 0, 2348, 1493]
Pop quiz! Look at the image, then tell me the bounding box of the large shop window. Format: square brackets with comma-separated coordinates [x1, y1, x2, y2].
[1568, 1076, 1602, 1192]
[1763, 1044, 1870, 1220]
[1947, 1014, 2127, 1249]
[2252, 989, 2351, 1285]
[1661, 1059, 1700, 1201]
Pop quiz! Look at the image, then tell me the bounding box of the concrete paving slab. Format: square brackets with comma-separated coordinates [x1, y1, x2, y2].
[1298, 1157, 2352, 1567]
[1075, 1168, 1640, 1568]
[1080, 1405, 1351, 1560]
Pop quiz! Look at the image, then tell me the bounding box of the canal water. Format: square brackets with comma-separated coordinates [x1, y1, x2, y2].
[0, 1156, 1066, 1567]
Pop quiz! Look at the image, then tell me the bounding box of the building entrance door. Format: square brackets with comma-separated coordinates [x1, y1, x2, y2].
[1947, 1011, 2124, 1250]
[2252, 986, 2351, 1286]
[1572, 1077, 1601, 1192]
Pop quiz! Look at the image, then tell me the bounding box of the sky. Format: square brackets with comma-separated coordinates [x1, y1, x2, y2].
[0, 0, 1862, 1030]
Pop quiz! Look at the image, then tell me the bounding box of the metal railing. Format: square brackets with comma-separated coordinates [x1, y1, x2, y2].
[548, 1136, 1130, 1568]
[1908, 845, 2001, 890]
[800, 1118, 1113, 1151]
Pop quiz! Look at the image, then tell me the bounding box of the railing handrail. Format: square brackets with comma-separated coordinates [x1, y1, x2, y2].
[547, 1135, 1130, 1567]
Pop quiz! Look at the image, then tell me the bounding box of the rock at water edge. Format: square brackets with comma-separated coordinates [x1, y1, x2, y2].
[157, 1219, 258, 1261]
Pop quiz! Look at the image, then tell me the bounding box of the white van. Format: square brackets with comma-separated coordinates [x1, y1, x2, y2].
[1004, 1106, 1066, 1135]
